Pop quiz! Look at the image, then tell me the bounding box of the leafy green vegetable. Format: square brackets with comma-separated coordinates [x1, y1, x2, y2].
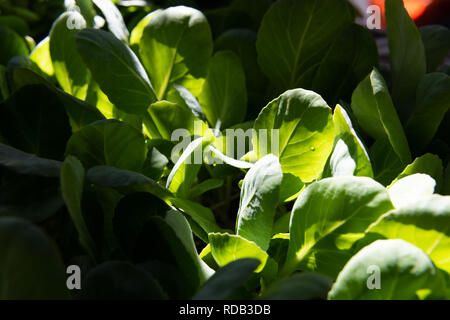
[351, 68, 411, 165]
[253, 88, 334, 182]
[328, 239, 446, 300]
[0, 217, 69, 299]
[385, 0, 426, 120]
[139, 6, 212, 100]
[75, 29, 157, 114]
[198, 50, 247, 129]
[236, 155, 282, 251]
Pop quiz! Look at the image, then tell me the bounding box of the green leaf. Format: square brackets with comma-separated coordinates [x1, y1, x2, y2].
[29, 36, 54, 78]
[0, 143, 61, 177]
[311, 24, 378, 105]
[284, 176, 394, 277]
[85, 78, 142, 130]
[387, 174, 436, 209]
[171, 198, 222, 236]
[60, 156, 97, 259]
[0, 84, 71, 159]
[189, 178, 224, 198]
[13, 67, 104, 131]
[261, 272, 332, 300]
[138, 211, 213, 293]
[256, 0, 353, 91]
[236, 155, 282, 251]
[419, 25, 450, 72]
[385, 0, 426, 120]
[166, 136, 213, 198]
[369, 195, 450, 273]
[325, 105, 373, 178]
[253, 88, 334, 182]
[83, 261, 166, 299]
[198, 51, 247, 129]
[66, 119, 147, 171]
[0, 15, 29, 36]
[369, 137, 404, 186]
[351, 68, 411, 165]
[405, 73, 450, 153]
[209, 233, 268, 273]
[328, 239, 446, 300]
[75, 28, 157, 114]
[0, 217, 69, 299]
[140, 6, 213, 100]
[0, 26, 29, 64]
[129, 10, 161, 53]
[50, 12, 89, 99]
[390, 153, 443, 188]
[279, 173, 304, 203]
[193, 258, 260, 300]
[92, 0, 129, 43]
[147, 100, 209, 140]
[87, 165, 173, 201]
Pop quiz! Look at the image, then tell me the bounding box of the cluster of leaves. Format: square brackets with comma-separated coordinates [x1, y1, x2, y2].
[0, 0, 449, 300]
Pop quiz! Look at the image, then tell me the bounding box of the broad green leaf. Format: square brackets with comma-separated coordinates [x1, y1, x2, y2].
[351, 68, 411, 165]
[369, 195, 450, 273]
[137, 211, 213, 294]
[390, 153, 443, 188]
[406, 73, 450, 153]
[279, 173, 304, 203]
[325, 105, 373, 178]
[167, 136, 213, 198]
[0, 143, 61, 177]
[0, 84, 71, 159]
[29, 36, 54, 78]
[386, 0, 426, 120]
[129, 10, 160, 53]
[193, 259, 260, 300]
[369, 137, 404, 186]
[311, 24, 378, 105]
[92, 0, 129, 43]
[0, 217, 69, 299]
[0, 26, 29, 64]
[60, 156, 96, 259]
[236, 155, 283, 251]
[141, 146, 168, 181]
[50, 13, 89, 99]
[140, 6, 213, 100]
[87, 165, 173, 201]
[66, 119, 147, 171]
[387, 174, 436, 208]
[209, 233, 268, 273]
[0, 15, 29, 36]
[253, 88, 334, 182]
[83, 261, 166, 299]
[284, 176, 394, 277]
[85, 78, 142, 130]
[256, 0, 353, 91]
[147, 100, 209, 140]
[75, 28, 157, 114]
[198, 51, 247, 129]
[261, 272, 332, 300]
[189, 179, 224, 198]
[215, 28, 267, 118]
[328, 239, 446, 300]
[13, 67, 104, 131]
[419, 25, 450, 72]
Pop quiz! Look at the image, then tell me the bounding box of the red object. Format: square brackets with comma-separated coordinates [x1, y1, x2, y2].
[371, 0, 432, 20]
